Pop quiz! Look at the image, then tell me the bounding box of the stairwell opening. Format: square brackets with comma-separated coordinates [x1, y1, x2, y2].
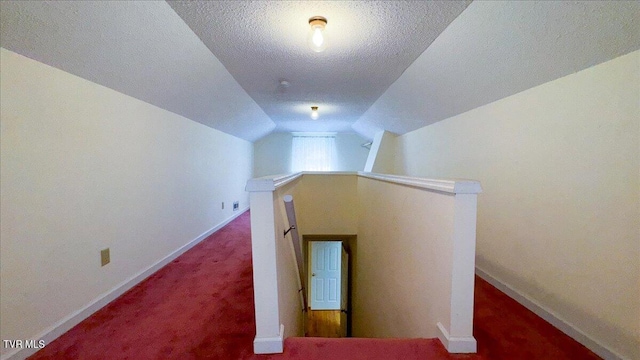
[303, 234, 356, 338]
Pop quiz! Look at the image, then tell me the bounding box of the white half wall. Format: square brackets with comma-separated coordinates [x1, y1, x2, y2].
[354, 174, 479, 353]
[274, 180, 306, 341]
[391, 51, 640, 360]
[246, 174, 306, 353]
[247, 172, 481, 354]
[0, 48, 253, 358]
[355, 175, 456, 339]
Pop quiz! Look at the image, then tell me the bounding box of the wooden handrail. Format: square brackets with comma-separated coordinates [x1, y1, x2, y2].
[283, 195, 307, 311]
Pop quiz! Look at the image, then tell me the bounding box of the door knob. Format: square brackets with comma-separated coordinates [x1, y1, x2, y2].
[312, 273, 316, 276]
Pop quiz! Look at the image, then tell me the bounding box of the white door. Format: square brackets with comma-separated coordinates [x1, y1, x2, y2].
[310, 241, 341, 310]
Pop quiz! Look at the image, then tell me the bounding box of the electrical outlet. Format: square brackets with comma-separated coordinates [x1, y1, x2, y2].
[222, 202, 225, 210]
[233, 201, 239, 211]
[100, 248, 110, 267]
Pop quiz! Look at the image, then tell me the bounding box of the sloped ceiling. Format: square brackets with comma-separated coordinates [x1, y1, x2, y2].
[1, 1, 638, 141]
[0, 1, 275, 141]
[354, 0, 640, 138]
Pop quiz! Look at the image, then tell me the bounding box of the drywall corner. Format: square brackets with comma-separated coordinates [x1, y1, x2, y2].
[364, 131, 397, 173]
[363, 131, 383, 172]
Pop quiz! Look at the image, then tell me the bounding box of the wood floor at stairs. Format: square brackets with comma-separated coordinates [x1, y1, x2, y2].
[305, 310, 342, 337]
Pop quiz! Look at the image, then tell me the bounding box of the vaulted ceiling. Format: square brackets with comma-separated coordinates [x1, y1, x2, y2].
[166, 0, 471, 135]
[1, 1, 638, 141]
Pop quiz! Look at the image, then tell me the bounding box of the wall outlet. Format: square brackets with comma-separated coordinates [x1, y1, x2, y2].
[222, 202, 225, 210]
[100, 248, 110, 267]
[233, 201, 239, 211]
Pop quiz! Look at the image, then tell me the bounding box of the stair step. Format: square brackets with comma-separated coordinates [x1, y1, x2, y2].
[272, 337, 481, 360]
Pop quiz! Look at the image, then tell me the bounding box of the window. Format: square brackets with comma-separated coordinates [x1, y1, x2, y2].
[291, 133, 337, 172]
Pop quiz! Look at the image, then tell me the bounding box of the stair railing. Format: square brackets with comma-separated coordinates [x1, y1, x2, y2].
[283, 195, 307, 311]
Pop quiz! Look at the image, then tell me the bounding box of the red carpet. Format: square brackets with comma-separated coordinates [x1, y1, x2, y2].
[29, 211, 601, 359]
[473, 276, 601, 359]
[262, 337, 479, 360]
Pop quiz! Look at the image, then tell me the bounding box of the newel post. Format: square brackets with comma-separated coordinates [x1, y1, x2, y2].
[246, 179, 283, 354]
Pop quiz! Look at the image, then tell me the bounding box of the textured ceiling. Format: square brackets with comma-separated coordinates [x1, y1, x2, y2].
[167, 0, 472, 134]
[0, 1, 274, 141]
[1, 1, 638, 142]
[354, 0, 640, 138]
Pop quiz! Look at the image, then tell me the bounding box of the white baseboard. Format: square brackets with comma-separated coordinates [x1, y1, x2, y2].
[1, 208, 249, 360]
[253, 324, 284, 354]
[436, 322, 477, 353]
[475, 266, 626, 360]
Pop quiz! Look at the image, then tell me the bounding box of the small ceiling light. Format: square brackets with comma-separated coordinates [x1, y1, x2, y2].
[279, 80, 290, 88]
[308, 16, 328, 52]
[310, 106, 319, 120]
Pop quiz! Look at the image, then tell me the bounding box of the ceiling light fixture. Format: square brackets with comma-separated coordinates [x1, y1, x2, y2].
[279, 80, 290, 88]
[308, 16, 328, 52]
[310, 106, 319, 120]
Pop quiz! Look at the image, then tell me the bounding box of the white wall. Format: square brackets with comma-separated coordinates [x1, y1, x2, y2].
[254, 133, 293, 177]
[0, 48, 253, 357]
[334, 133, 370, 171]
[253, 133, 370, 177]
[392, 51, 639, 359]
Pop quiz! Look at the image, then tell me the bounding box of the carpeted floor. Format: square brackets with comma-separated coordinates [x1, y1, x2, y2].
[473, 275, 601, 359]
[28, 211, 600, 359]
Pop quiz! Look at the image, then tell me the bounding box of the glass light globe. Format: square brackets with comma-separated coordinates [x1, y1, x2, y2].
[308, 17, 328, 52]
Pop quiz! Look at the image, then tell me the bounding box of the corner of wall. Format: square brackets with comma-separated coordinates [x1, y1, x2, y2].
[363, 131, 383, 172]
[364, 130, 398, 173]
[371, 131, 398, 174]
